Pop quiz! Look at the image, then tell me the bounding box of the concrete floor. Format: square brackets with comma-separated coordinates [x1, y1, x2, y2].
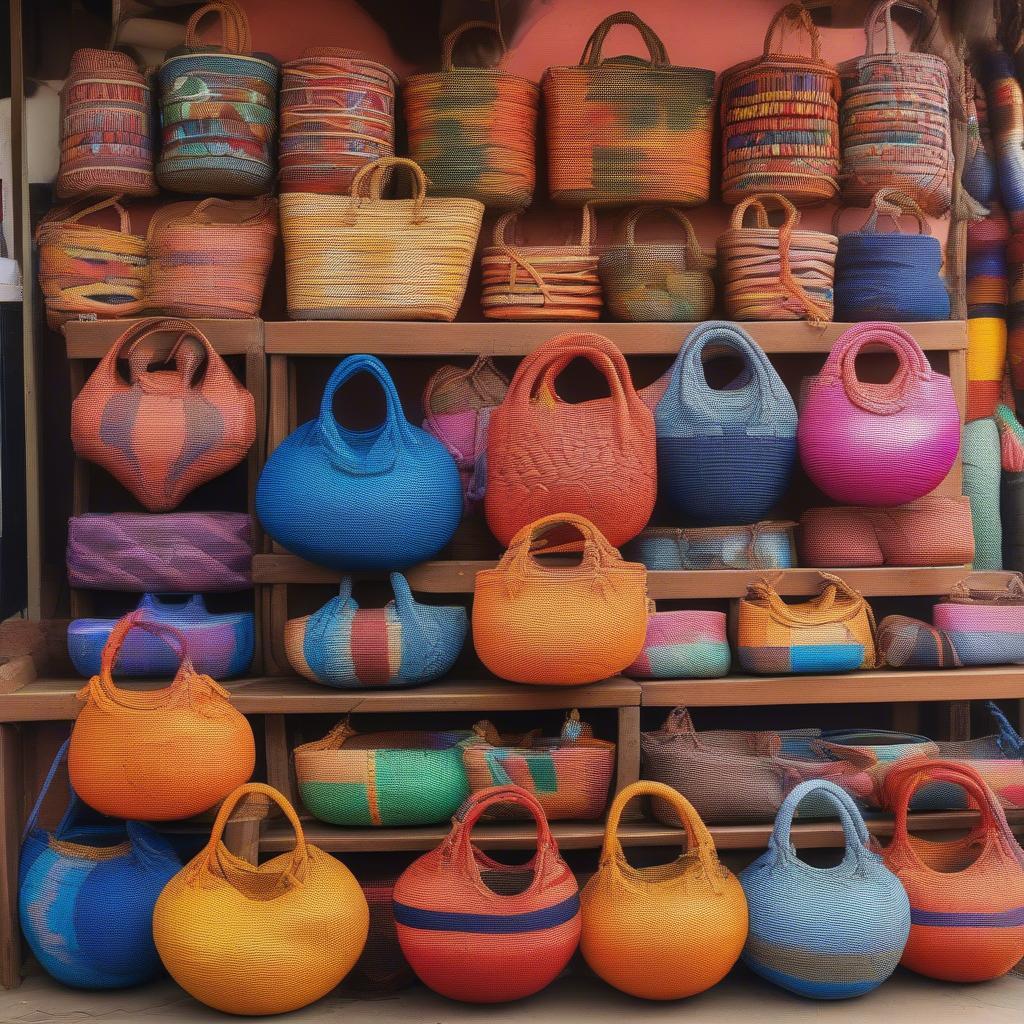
[0, 965, 1020, 1024]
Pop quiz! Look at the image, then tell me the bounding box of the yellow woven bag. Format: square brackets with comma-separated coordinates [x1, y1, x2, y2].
[153, 783, 369, 1016]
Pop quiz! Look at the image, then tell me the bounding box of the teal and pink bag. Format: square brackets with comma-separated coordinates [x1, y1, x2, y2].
[625, 606, 731, 679]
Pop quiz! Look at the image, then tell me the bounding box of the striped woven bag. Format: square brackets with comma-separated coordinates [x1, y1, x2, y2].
[625, 606, 731, 680]
[624, 522, 798, 570]
[405, 21, 539, 207]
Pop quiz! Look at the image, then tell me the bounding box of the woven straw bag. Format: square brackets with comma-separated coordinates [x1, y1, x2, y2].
[154, 783, 369, 1015]
[461, 710, 615, 820]
[480, 205, 602, 320]
[68, 612, 255, 820]
[19, 741, 180, 990]
[147, 196, 277, 318]
[486, 332, 656, 547]
[345, 877, 414, 994]
[280, 157, 483, 321]
[394, 785, 581, 1003]
[599, 206, 715, 322]
[473, 514, 648, 686]
[741, 779, 910, 999]
[156, 0, 279, 195]
[405, 21, 539, 207]
[57, 48, 156, 199]
[279, 47, 397, 195]
[721, 3, 841, 203]
[839, 0, 954, 215]
[71, 318, 255, 512]
[737, 572, 878, 675]
[543, 11, 714, 205]
[581, 780, 748, 1000]
[36, 196, 148, 329]
[718, 192, 838, 321]
[625, 606, 731, 679]
[880, 761, 1024, 982]
[294, 719, 471, 827]
[624, 522, 797, 570]
[283, 573, 467, 689]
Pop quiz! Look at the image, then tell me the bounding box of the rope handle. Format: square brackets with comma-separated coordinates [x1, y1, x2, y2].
[947, 571, 1024, 603]
[660, 705, 699, 738]
[579, 11, 669, 68]
[620, 205, 705, 264]
[446, 785, 556, 870]
[22, 739, 71, 841]
[834, 188, 929, 236]
[442, 20, 507, 71]
[499, 514, 621, 577]
[772, 778, 872, 854]
[292, 717, 356, 756]
[349, 158, 429, 225]
[101, 317, 216, 394]
[184, 0, 251, 53]
[864, 0, 938, 56]
[763, 2, 822, 60]
[182, 195, 276, 226]
[746, 571, 874, 630]
[60, 194, 132, 233]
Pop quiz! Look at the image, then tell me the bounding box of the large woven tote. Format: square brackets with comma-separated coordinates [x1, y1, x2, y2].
[71, 317, 255, 512]
[581, 780, 748, 1000]
[405, 21, 539, 207]
[720, 2, 841, 204]
[740, 779, 910, 1000]
[486, 332, 655, 546]
[280, 156, 484, 321]
[153, 783, 369, 1016]
[543, 11, 715, 205]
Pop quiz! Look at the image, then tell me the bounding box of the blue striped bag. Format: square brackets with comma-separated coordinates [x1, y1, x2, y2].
[740, 779, 911, 999]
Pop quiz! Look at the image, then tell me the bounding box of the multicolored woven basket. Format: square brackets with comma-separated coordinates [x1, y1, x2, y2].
[624, 523, 797, 571]
[625, 607, 731, 679]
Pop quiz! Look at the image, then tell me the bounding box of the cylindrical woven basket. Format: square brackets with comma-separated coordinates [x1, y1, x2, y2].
[36, 196, 148, 329]
[720, 2, 840, 204]
[404, 21, 539, 207]
[147, 196, 277, 318]
[599, 206, 715, 322]
[57, 48, 157, 200]
[156, 0, 279, 195]
[280, 157, 484, 321]
[279, 47, 398, 195]
[480, 204, 601, 320]
[718, 192, 837, 321]
[542, 11, 715, 205]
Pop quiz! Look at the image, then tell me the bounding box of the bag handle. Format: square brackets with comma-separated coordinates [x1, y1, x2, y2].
[498, 513, 622, 579]
[834, 188, 929, 236]
[948, 571, 1024, 602]
[864, 0, 937, 56]
[22, 739, 73, 841]
[441, 20, 506, 71]
[185, 0, 251, 53]
[349, 157, 429, 223]
[746, 572, 877, 634]
[97, 317, 216, 393]
[763, 1, 822, 59]
[771, 779, 872, 862]
[602, 781, 724, 892]
[180, 195, 276, 227]
[579, 11, 669, 68]
[986, 701, 1024, 758]
[57, 194, 133, 234]
[620, 206, 706, 265]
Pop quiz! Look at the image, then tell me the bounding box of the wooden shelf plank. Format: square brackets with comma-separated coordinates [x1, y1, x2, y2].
[264, 320, 967, 355]
[64, 318, 262, 358]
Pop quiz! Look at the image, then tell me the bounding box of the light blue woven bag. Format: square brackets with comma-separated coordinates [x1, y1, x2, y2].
[740, 779, 910, 1000]
[655, 321, 797, 525]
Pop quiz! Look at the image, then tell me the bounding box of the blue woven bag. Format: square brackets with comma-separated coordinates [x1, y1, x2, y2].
[256, 355, 462, 570]
[19, 740, 181, 989]
[834, 189, 949, 323]
[740, 779, 910, 1000]
[655, 321, 797, 524]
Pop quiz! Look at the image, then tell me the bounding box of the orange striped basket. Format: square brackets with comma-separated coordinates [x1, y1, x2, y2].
[480, 204, 601, 321]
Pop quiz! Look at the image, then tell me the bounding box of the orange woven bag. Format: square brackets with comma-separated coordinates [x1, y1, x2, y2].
[486, 332, 656, 547]
[71, 317, 255, 512]
[473, 514, 648, 685]
[68, 612, 255, 821]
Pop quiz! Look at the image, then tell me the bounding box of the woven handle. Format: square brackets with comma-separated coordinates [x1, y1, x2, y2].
[864, 0, 937, 56]
[184, 195, 275, 226]
[61, 194, 132, 233]
[441, 20, 506, 71]
[185, 0, 251, 53]
[105, 317, 215, 393]
[22, 740, 71, 841]
[351, 157, 428, 202]
[621, 205, 703, 263]
[763, 2, 822, 59]
[948, 571, 1024, 602]
[771, 779, 872, 855]
[746, 571, 871, 627]
[579, 11, 669, 67]
[865, 188, 929, 234]
[500, 513, 620, 577]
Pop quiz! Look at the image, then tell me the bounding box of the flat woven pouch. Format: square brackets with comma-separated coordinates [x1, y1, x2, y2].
[720, 3, 841, 204]
[57, 48, 157, 200]
[405, 21, 539, 207]
[625, 605, 730, 679]
[623, 522, 797, 570]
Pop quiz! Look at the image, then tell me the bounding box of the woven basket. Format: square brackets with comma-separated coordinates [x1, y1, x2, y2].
[279, 47, 398, 195]
[405, 21, 539, 207]
[624, 523, 798, 571]
[57, 48, 157, 200]
[480, 205, 601, 321]
[720, 3, 840, 204]
[147, 196, 277, 318]
[280, 157, 483, 321]
[543, 11, 715, 205]
[718, 192, 837, 321]
[599, 206, 714, 322]
[36, 196, 148, 329]
[156, 0, 279, 195]
[838, 0, 954, 215]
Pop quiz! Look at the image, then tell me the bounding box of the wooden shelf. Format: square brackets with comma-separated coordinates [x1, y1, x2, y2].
[63, 318, 262, 358]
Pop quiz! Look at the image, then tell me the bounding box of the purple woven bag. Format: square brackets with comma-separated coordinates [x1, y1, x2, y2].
[67, 513, 252, 591]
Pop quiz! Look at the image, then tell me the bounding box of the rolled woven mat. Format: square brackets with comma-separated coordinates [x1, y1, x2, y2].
[962, 417, 1003, 570]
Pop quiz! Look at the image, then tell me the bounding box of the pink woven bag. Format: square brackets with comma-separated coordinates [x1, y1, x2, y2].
[798, 322, 959, 506]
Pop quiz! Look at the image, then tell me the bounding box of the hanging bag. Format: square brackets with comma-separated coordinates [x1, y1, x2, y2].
[153, 783, 369, 1015]
[798, 322, 960, 505]
[284, 572, 467, 689]
[486, 332, 656, 547]
[68, 611, 255, 820]
[720, 3, 841, 204]
[256, 354, 462, 570]
[404, 21, 539, 207]
[393, 785, 581, 1003]
[581, 780, 748, 1000]
[71, 317, 255, 512]
[19, 740, 180, 989]
[543, 11, 714, 205]
[740, 779, 910, 999]
[655, 321, 798, 525]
